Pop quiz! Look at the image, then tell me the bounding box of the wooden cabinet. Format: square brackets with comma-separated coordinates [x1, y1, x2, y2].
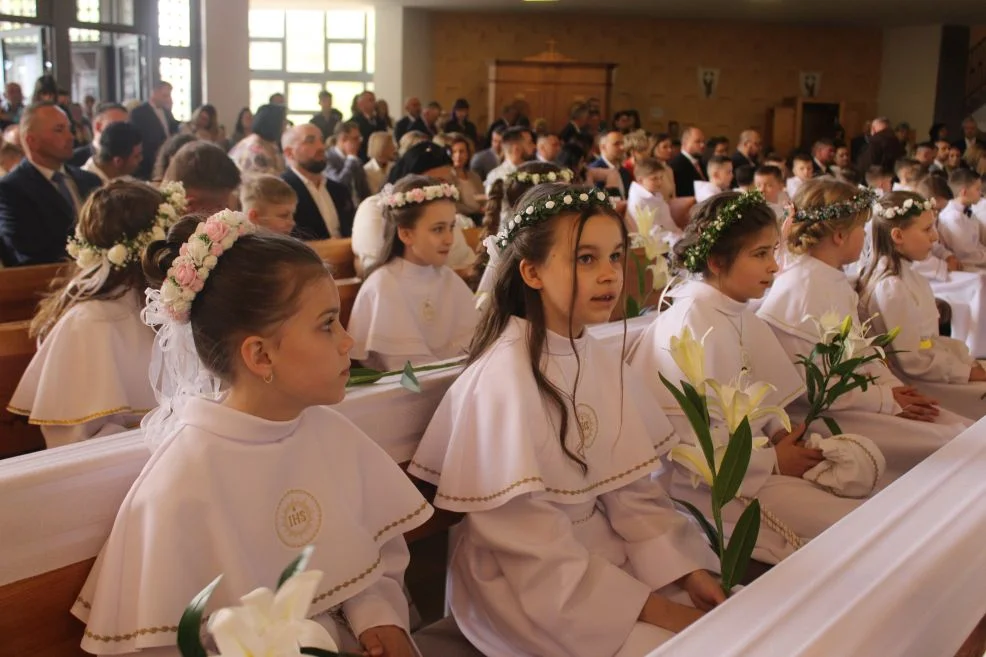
[767, 97, 845, 154]
[488, 50, 617, 134]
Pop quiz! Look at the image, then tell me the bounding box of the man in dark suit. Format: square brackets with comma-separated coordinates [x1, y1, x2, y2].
[281, 124, 355, 240]
[811, 139, 836, 176]
[0, 103, 102, 266]
[393, 97, 428, 143]
[485, 101, 524, 150]
[350, 90, 388, 163]
[669, 126, 708, 198]
[69, 102, 129, 168]
[559, 104, 590, 145]
[588, 130, 632, 198]
[857, 117, 904, 177]
[953, 115, 986, 155]
[730, 129, 762, 173]
[129, 81, 178, 180]
[310, 90, 342, 142]
[850, 121, 871, 166]
[324, 121, 372, 204]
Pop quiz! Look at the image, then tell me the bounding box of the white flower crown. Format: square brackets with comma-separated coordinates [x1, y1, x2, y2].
[382, 182, 460, 208]
[66, 181, 188, 270]
[505, 169, 574, 186]
[878, 197, 935, 220]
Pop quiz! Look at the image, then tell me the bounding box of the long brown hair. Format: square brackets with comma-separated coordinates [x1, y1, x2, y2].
[31, 180, 164, 342]
[370, 175, 456, 277]
[482, 161, 567, 242]
[469, 183, 628, 473]
[857, 190, 929, 303]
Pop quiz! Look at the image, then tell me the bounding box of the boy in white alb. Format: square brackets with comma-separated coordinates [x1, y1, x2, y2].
[937, 169, 986, 269]
[693, 155, 733, 202]
[786, 154, 814, 200]
[627, 157, 681, 246]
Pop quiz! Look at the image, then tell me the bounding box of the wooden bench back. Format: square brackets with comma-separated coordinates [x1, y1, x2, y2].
[308, 238, 357, 280]
[611, 247, 663, 321]
[461, 227, 482, 252]
[0, 320, 44, 458]
[0, 263, 71, 323]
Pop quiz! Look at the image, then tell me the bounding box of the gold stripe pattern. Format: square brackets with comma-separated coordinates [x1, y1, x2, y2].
[373, 501, 429, 541]
[408, 460, 441, 476]
[75, 596, 91, 610]
[6, 404, 152, 426]
[311, 555, 383, 605]
[84, 625, 178, 643]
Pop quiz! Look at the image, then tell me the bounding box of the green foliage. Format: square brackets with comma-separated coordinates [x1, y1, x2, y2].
[177, 575, 223, 657]
[347, 359, 465, 392]
[721, 500, 761, 592]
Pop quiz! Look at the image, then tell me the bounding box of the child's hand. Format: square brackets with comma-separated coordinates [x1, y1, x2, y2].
[638, 592, 706, 634]
[893, 386, 940, 422]
[971, 364, 986, 382]
[359, 625, 415, 657]
[677, 569, 726, 611]
[946, 255, 963, 272]
[774, 427, 824, 478]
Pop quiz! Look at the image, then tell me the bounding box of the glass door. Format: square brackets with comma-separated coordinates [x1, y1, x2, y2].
[114, 33, 144, 103]
[0, 24, 49, 92]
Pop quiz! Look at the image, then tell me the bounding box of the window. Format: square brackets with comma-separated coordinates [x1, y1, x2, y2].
[159, 57, 191, 121]
[158, 0, 190, 47]
[0, 0, 35, 17]
[157, 0, 196, 121]
[248, 8, 374, 119]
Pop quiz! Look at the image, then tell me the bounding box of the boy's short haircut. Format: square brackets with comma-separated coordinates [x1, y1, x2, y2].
[754, 164, 783, 183]
[918, 173, 953, 201]
[240, 174, 298, 210]
[948, 168, 980, 195]
[634, 157, 666, 179]
[894, 157, 921, 178]
[706, 155, 731, 173]
[163, 141, 241, 191]
[865, 165, 892, 186]
[792, 152, 813, 165]
[734, 164, 755, 187]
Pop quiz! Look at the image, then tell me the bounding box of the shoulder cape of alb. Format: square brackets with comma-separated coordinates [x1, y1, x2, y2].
[73, 399, 431, 654]
[409, 316, 675, 513]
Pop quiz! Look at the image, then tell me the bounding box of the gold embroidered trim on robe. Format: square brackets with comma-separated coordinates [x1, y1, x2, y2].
[6, 404, 152, 426]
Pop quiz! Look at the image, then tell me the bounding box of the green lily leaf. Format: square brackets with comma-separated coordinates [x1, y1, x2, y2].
[822, 416, 843, 436]
[301, 648, 365, 657]
[721, 499, 761, 594]
[660, 373, 715, 468]
[712, 417, 752, 508]
[177, 574, 223, 657]
[625, 295, 641, 319]
[671, 496, 720, 552]
[277, 544, 314, 591]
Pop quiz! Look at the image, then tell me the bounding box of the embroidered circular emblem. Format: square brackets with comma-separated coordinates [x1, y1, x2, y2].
[576, 404, 598, 458]
[422, 299, 436, 323]
[275, 489, 322, 548]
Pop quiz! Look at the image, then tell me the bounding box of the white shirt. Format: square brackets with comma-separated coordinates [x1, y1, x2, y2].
[152, 103, 170, 135]
[938, 199, 986, 268]
[292, 166, 342, 238]
[598, 155, 626, 196]
[484, 158, 519, 193]
[693, 180, 724, 202]
[82, 157, 110, 185]
[31, 161, 82, 215]
[626, 181, 681, 244]
[363, 158, 392, 195]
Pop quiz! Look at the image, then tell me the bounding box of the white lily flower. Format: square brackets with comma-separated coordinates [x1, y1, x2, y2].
[208, 569, 339, 657]
[671, 433, 771, 488]
[631, 206, 671, 262]
[668, 326, 713, 394]
[803, 310, 844, 343]
[707, 376, 791, 434]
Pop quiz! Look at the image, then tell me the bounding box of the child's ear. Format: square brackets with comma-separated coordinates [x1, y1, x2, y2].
[890, 226, 905, 245]
[397, 225, 415, 246]
[238, 335, 274, 381]
[246, 207, 259, 223]
[518, 258, 544, 290]
[706, 255, 726, 278]
[831, 229, 846, 247]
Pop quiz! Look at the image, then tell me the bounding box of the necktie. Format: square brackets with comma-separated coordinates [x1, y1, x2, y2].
[964, 206, 973, 218]
[51, 171, 77, 215]
[693, 159, 706, 180]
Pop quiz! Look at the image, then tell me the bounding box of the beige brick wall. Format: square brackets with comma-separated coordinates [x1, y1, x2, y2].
[430, 12, 882, 142]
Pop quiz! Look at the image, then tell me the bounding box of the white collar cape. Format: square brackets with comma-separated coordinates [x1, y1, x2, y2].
[8, 289, 157, 429]
[409, 316, 675, 512]
[72, 397, 432, 654]
[629, 280, 804, 421]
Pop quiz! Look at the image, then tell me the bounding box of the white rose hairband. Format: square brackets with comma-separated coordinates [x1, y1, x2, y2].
[504, 168, 575, 186]
[66, 181, 188, 270]
[381, 182, 459, 208]
[875, 196, 935, 220]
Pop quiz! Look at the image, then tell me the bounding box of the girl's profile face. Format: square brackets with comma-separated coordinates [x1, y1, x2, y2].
[892, 210, 937, 261]
[532, 213, 625, 337]
[711, 224, 780, 303]
[398, 200, 457, 268]
[842, 222, 867, 264]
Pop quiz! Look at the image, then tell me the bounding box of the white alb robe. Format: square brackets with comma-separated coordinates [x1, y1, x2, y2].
[861, 257, 986, 419]
[626, 181, 681, 246]
[627, 281, 864, 564]
[938, 200, 986, 268]
[72, 398, 432, 656]
[693, 181, 725, 203]
[409, 317, 718, 657]
[7, 289, 156, 448]
[347, 259, 479, 371]
[758, 255, 968, 482]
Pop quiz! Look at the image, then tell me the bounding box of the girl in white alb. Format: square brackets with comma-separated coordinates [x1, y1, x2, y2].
[73, 212, 431, 657]
[629, 191, 872, 565]
[8, 180, 186, 448]
[858, 191, 986, 420]
[759, 180, 969, 483]
[410, 184, 723, 657]
[348, 175, 479, 371]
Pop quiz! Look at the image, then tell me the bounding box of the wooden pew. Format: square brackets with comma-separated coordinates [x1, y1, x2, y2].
[611, 246, 664, 321]
[0, 320, 44, 458]
[461, 227, 482, 252]
[337, 277, 361, 328]
[0, 262, 71, 323]
[308, 238, 357, 280]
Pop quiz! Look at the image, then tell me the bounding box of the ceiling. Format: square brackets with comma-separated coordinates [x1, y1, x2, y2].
[369, 0, 986, 26]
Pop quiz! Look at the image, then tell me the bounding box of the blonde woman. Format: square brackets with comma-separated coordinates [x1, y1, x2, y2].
[364, 131, 396, 195]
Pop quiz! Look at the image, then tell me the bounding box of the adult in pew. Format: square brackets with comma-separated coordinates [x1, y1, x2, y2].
[81, 121, 143, 185]
[73, 213, 432, 656]
[410, 183, 722, 657]
[469, 124, 503, 183]
[0, 102, 102, 266]
[856, 117, 904, 178]
[393, 96, 428, 144]
[239, 174, 297, 235]
[70, 102, 128, 169]
[281, 123, 355, 241]
[668, 126, 707, 199]
[350, 90, 389, 162]
[161, 140, 241, 215]
[588, 130, 632, 199]
[348, 176, 478, 371]
[730, 129, 762, 173]
[228, 103, 287, 177]
[8, 180, 183, 448]
[483, 126, 535, 193]
[324, 120, 372, 204]
[129, 80, 179, 180]
[364, 130, 396, 196]
[352, 141, 476, 277]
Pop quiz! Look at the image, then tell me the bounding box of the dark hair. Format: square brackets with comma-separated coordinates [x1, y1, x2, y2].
[557, 142, 587, 174]
[387, 140, 452, 183]
[192, 104, 218, 131]
[915, 141, 935, 152]
[452, 98, 469, 111]
[792, 152, 813, 165]
[143, 217, 328, 382]
[333, 120, 360, 139]
[672, 192, 778, 274]
[483, 161, 567, 239]
[948, 168, 979, 195]
[734, 164, 755, 187]
[470, 182, 627, 473]
[502, 126, 531, 146]
[94, 102, 128, 119]
[857, 190, 931, 301]
[233, 107, 251, 135]
[754, 164, 783, 183]
[31, 75, 57, 103]
[97, 122, 142, 164]
[152, 80, 173, 92]
[570, 103, 589, 121]
[163, 141, 241, 191]
[152, 133, 197, 182]
[318, 90, 332, 101]
[252, 103, 287, 143]
[917, 174, 952, 201]
[32, 181, 164, 342]
[373, 175, 456, 274]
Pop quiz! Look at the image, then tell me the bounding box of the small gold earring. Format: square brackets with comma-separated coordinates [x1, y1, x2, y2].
[263, 372, 274, 384]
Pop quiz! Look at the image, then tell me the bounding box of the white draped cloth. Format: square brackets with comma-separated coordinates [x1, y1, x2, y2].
[627, 281, 864, 564]
[409, 317, 718, 657]
[758, 255, 969, 482]
[938, 199, 986, 268]
[347, 259, 479, 371]
[8, 289, 156, 448]
[861, 256, 986, 419]
[626, 182, 681, 246]
[72, 398, 432, 655]
[912, 255, 986, 359]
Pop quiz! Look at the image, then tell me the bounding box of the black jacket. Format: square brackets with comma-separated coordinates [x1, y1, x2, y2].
[281, 168, 356, 240]
[129, 102, 179, 180]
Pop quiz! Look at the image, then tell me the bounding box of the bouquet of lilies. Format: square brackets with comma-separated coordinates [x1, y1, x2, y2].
[796, 312, 900, 436]
[177, 546, 360, 657]
[625, 205, 670, 318]
[661, 327, 791, 595]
